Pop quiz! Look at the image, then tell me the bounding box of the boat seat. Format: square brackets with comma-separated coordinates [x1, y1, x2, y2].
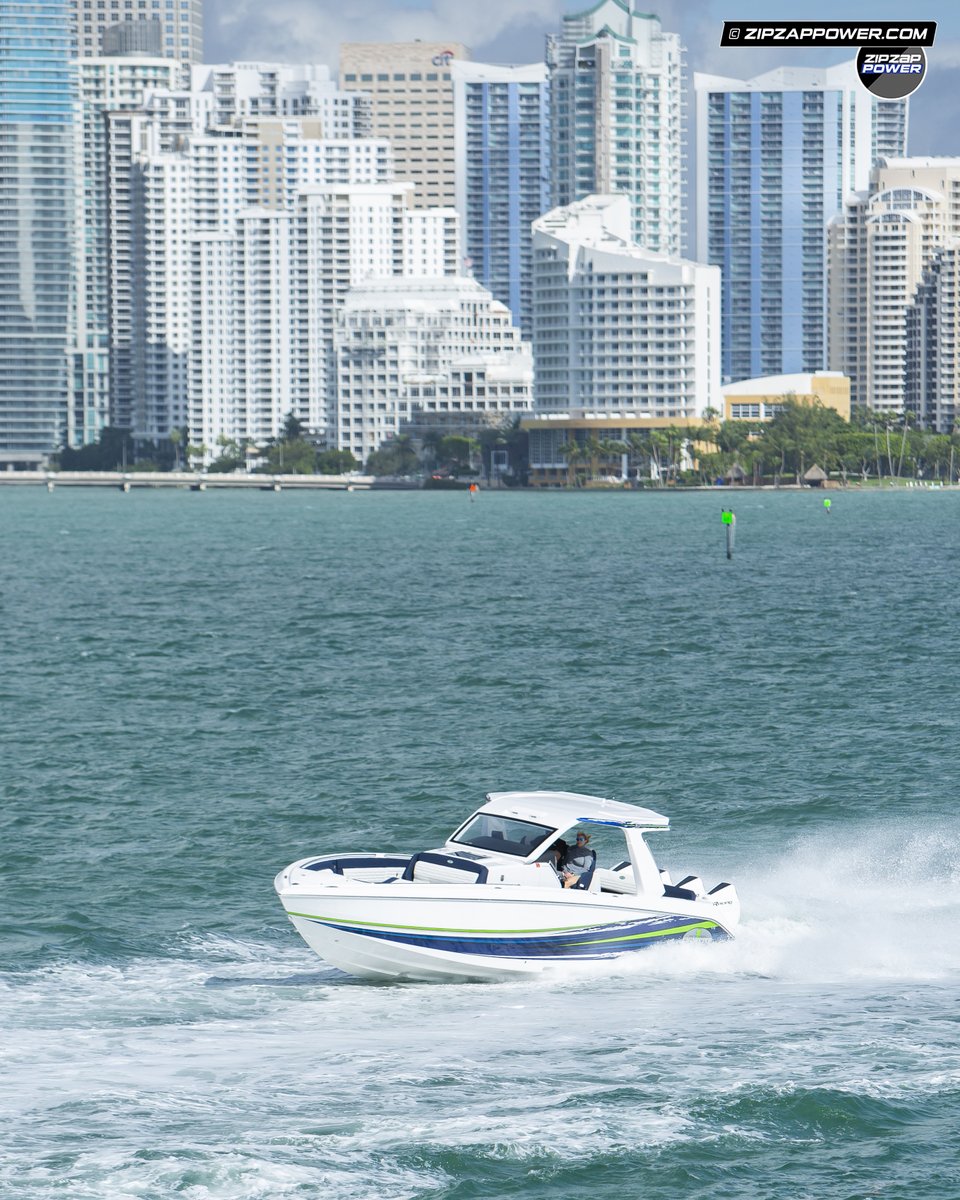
[595, 866, 635, 895]
[402, 852, 489, 885]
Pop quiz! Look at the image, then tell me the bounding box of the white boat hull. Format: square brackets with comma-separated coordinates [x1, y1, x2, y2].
[279, 885, 732, 982]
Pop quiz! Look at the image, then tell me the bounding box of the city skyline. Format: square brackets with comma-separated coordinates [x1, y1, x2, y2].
[4, 1, 959, 466]
[201, 1, 960, 158]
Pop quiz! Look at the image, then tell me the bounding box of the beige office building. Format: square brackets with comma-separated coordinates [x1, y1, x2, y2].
[339, 42, 468, 210]
[828, 157, 960, 415]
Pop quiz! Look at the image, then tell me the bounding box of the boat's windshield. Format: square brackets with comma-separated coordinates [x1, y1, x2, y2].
[450, 812, 555, 857]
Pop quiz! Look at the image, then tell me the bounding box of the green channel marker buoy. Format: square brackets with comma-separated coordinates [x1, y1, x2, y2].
[721, 508, 735, 559]
[823, 497, 831, 512]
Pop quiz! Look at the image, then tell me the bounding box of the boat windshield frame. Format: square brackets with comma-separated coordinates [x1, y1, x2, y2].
[449, 812, 556, 858]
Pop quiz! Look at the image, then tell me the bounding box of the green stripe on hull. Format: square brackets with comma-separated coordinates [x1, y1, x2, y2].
[289, 909, 719, 943]
[573, 921, 717, 947]
[287, 909, 597, 935]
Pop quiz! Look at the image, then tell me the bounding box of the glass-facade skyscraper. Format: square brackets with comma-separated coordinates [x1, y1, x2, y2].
[0, 0, 75, 464]
[547, 0, 685, 255]
[695, 62, 908, 384]
[451, 61, 550, 337]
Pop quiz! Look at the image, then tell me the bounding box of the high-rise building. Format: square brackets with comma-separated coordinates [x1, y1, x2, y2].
[75, 0, 203, 62]
[339, 42, 468, 209]
[127, 139, 397, 443]
[451, 60, 550, 336]
[0, 0, 75, 466]
[104, 91, 203, 434]
[99, 64, 385, 440]
[532, 195, 720, 418]
[828, 157, 960, 416]
[189, 184, 460, 455]
[191, 209, 296, 455]
[73, 56, 183, 448]
[191, 62, 370, 132]
[547, 2, 684, 255]
[904, 247, 960, 434]
[695, 62, 908, 385]
[335, 277, 533, 463]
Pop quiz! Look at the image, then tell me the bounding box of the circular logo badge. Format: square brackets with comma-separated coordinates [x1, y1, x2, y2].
[857, 46, 927, 99]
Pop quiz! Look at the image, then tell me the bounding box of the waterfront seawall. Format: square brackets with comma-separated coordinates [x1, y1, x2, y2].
[0, 471, 386, 490]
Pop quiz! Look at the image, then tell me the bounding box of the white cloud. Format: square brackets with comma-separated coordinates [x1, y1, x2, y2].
[207, 0, 572, 67]
[200, 0, 960, 158]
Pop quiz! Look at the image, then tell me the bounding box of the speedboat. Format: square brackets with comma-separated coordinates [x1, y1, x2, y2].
[274, 790, 740, 982]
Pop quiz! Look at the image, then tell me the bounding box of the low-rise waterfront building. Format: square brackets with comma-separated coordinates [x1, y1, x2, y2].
[523, 412, 706, 487]
[721, 372, 850, 422]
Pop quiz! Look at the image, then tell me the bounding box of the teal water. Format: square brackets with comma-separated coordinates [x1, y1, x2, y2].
[2, 488, 958, 1198]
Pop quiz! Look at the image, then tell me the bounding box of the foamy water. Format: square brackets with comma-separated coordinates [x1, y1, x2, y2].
[4, 827, 958, 1198]
[3, 488, 959, 1198]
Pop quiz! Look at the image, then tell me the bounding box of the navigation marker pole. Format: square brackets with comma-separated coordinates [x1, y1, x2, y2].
[721, 508, 735, 559]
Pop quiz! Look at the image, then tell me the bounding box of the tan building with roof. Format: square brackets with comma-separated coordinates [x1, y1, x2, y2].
[721, 372, 850, 422]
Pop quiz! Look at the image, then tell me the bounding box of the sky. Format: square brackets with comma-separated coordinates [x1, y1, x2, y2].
[202, 0, 960, 158]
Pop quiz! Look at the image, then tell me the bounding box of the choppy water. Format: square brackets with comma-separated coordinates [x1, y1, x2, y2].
[2, 487, 958, 1199]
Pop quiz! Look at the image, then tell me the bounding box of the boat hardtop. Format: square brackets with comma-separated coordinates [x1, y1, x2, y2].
[477, 790, 670, 831]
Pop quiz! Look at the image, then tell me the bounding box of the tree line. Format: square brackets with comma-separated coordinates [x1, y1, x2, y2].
[54, 415, 530, 482]
[54, 402, 960, 486]
[559, 401, 960, 486]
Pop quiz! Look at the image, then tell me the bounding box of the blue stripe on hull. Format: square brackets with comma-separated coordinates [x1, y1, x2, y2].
[305, 915, 727, 960]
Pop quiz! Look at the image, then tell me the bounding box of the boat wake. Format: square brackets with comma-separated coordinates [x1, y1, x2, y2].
[554, 816, 960, 987]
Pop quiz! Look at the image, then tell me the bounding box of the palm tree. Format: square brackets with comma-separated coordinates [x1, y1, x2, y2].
[600, 438, 629, 482]
[626, 431, 657, 484]
[648, 430, 671, 486]
[582, 434, 607, 482]
[554, 439, 585, 484]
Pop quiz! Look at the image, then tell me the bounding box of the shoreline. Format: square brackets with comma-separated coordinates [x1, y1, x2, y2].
[1, 470, 957, 492]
